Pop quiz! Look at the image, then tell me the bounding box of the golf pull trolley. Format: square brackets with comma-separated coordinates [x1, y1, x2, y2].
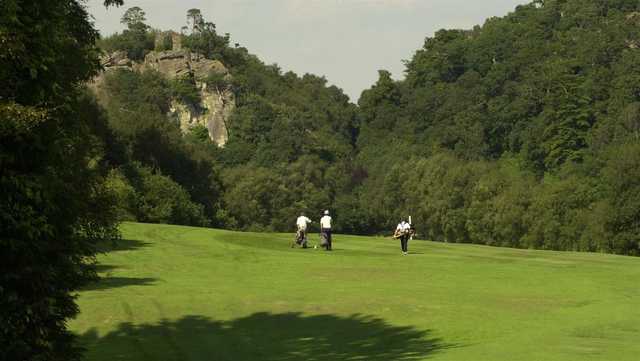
[291, 229, 308, 248]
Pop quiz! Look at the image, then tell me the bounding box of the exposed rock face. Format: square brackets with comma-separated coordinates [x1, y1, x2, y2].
[101, 50, 132, 68]
[168, 83, 235, 146]
[190, 54, 228, 79]
[144, 50, 193, 79]
[94, 44, 234, 147]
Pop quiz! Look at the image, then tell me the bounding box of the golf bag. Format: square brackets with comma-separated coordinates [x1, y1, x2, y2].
[320, 231, 328, 246]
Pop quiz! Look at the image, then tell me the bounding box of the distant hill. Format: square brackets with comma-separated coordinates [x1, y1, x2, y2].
[95, 2, 639, 255]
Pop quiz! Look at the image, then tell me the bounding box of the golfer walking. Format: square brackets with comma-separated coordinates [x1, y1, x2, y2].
[320, 210, 332, 251]
[293, 212, 312, 248]
[395, 219, 411, 255]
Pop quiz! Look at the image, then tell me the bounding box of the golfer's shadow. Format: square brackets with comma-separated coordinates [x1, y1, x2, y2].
[79, 312, 456, 360]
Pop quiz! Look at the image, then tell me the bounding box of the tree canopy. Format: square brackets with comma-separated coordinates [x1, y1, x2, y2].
[94, 2, 640, 255]
[120, 6, 147, 29]
[353, 0, 640, 254]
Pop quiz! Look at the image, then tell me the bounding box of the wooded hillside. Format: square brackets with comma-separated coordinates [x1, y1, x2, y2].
[96, 1, 640, 255]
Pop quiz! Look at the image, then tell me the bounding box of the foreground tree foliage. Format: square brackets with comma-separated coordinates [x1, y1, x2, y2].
[1, 1, 123, 360]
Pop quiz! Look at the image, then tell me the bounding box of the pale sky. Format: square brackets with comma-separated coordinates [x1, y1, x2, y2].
[86, 0, 529, 102]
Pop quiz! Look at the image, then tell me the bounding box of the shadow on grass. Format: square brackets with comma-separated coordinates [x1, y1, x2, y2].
[84, 239, 154, 292]
[81, 277, 157, 291]
[96, 238, 150, 253]
[93, 264, 117, 273]
[79, 312, 456, 361]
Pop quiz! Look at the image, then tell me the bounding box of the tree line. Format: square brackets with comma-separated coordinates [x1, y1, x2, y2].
[96, 2, 639, 256]
[355, 0, 640, 255]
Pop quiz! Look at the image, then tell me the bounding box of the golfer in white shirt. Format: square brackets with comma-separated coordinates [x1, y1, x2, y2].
[293, 213, 312, 248]
[320, 210, 332, 251]
[395, 220, 411, 255]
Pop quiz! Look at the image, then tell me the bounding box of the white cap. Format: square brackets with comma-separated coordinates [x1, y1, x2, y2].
[324, 210, 329, 215]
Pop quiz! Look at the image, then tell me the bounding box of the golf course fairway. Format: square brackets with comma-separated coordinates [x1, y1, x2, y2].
[70, 222, 640, 360]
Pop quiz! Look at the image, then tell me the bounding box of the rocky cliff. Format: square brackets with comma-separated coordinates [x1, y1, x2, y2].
[94, 45, 235, 146]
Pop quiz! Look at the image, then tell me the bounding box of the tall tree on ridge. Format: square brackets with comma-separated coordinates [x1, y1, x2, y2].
[120, 6, 147, 29]
[187, 8, 204, 34]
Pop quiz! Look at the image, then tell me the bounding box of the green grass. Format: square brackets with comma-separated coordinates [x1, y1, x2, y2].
[71, 222, 640, 360]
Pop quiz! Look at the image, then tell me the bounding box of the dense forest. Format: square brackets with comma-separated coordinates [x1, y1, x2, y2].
[356, 0, 640, 255]
[94, 6, 359, 232]
[95, 1, 640, 256]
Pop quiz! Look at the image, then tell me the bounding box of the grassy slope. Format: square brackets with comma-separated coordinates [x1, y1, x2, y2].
[71, 222, 640, 361]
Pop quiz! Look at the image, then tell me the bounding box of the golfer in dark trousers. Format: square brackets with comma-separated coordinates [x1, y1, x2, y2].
[395, 219, 411, 255]
[320, 210, 332, 250]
